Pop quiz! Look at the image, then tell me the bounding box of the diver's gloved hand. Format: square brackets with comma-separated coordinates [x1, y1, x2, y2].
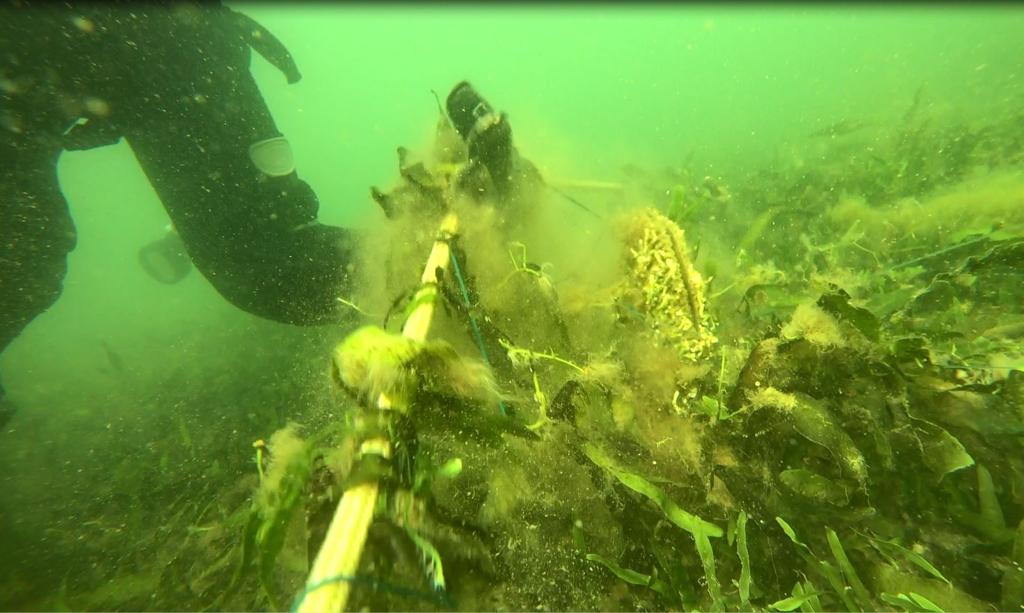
[445, 81, 515, 193]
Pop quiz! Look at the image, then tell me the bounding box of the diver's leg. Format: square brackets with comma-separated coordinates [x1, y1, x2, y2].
[0, 154, 76, 354]
[112, 6, 358, 325]
[0, 147, 77, 426]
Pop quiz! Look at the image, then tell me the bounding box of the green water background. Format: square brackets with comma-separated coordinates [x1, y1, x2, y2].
[3, 0, 1024, 507]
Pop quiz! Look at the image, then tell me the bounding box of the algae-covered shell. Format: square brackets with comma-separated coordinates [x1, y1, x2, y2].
[619, 208, 717, 361]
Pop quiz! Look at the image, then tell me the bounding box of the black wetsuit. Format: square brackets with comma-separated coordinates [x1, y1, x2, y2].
[0, 2, 359, 406]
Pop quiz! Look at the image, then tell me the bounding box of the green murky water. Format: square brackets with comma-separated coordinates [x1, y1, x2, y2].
[2, 4, 1023, 611]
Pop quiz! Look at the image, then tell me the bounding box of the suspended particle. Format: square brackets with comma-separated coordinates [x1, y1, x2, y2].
[84, 96, 110, 117]
[71, 15, 95, 33]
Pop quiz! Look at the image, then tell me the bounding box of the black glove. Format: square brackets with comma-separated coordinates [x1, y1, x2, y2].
[445, 81, 515, 194]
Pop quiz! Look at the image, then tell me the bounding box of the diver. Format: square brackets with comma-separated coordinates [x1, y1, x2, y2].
[0, 2, 520, 428]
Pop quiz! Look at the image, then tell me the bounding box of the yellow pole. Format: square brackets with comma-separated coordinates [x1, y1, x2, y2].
[298, 212, 459, 613]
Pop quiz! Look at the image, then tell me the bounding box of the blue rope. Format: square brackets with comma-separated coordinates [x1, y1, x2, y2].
[450, 250, 508, 415]
[290, 572, 454, 612]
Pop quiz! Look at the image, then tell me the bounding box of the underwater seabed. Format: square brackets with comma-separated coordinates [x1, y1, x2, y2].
[4, 98, 1024, 612]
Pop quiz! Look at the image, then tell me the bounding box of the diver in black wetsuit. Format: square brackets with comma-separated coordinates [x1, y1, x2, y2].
[0, 1, 520, 427]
